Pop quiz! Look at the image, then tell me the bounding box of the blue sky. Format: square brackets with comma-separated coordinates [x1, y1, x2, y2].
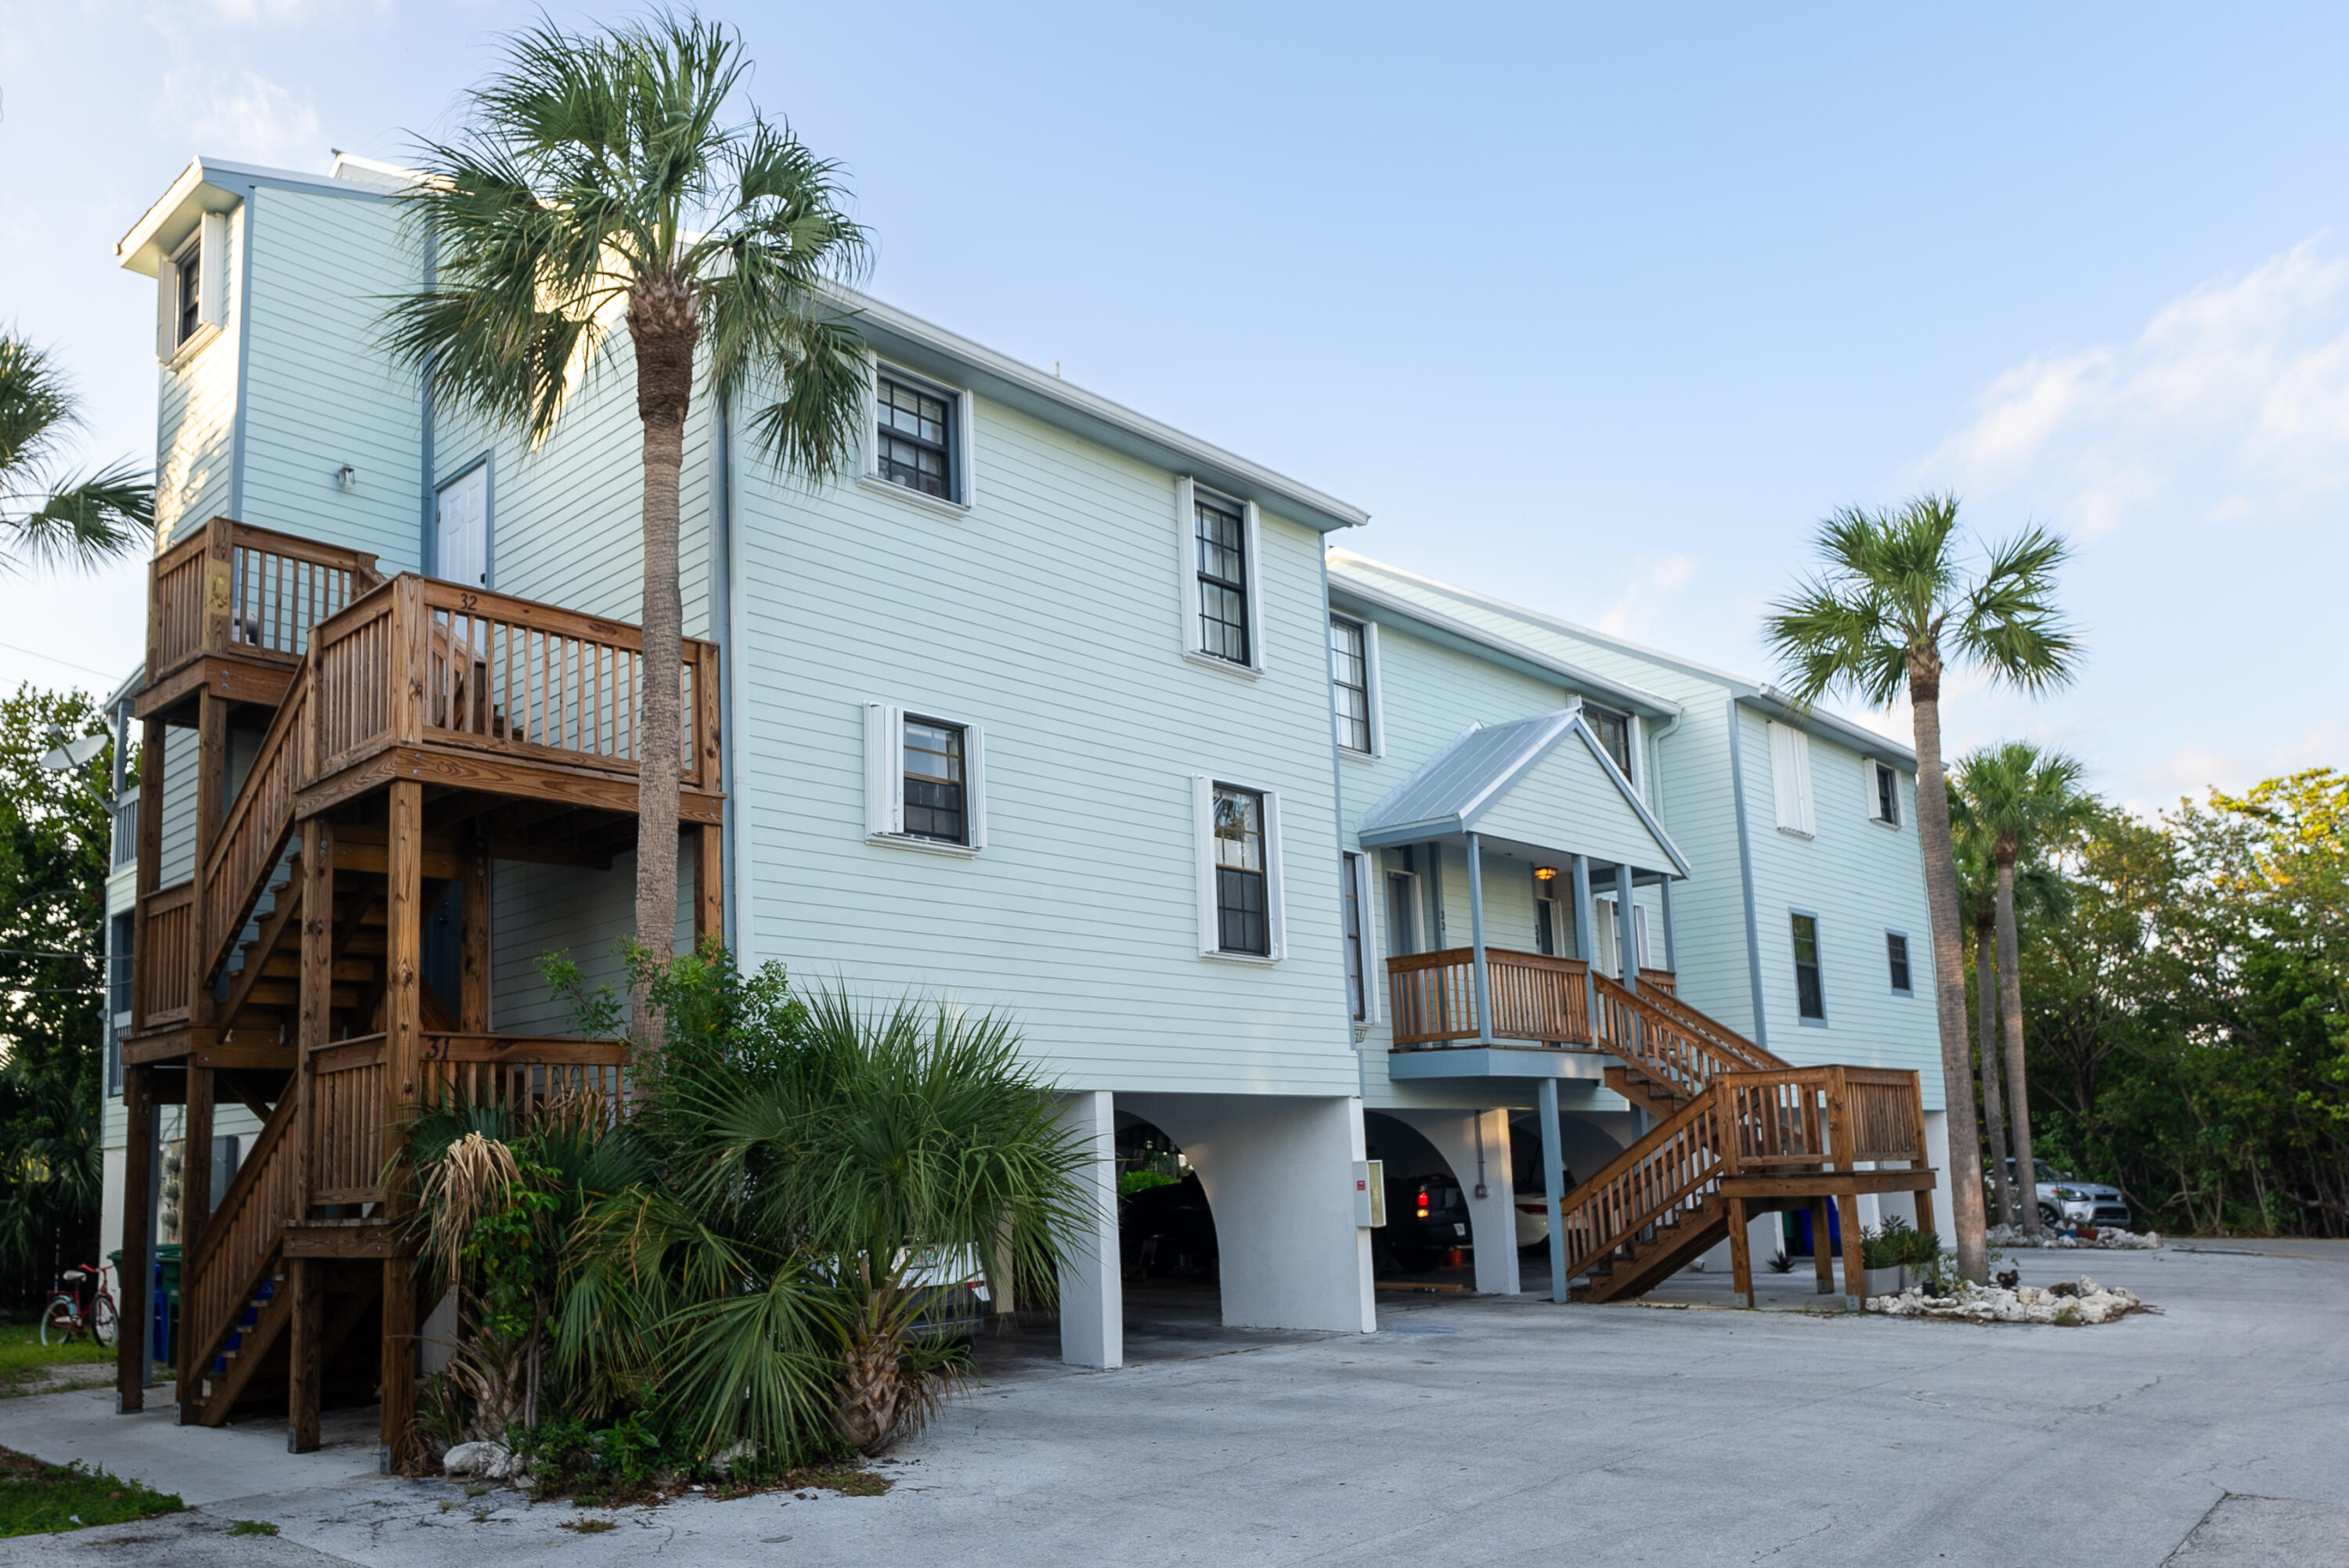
[3, 3, 2344, 809]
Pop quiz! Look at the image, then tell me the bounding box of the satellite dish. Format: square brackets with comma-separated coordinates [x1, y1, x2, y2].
[38, 734, 107, 772]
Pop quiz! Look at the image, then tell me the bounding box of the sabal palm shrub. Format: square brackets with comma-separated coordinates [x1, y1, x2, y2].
[410, 943, 1088, 1476]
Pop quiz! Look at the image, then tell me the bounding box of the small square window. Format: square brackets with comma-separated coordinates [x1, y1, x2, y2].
[1213, 785, 1269, 956]
[875, 373, 954, 499]
[902, 717, 967, 845]
[1885, 932, 1912, 994]
[1790, 913, 1825, 1022]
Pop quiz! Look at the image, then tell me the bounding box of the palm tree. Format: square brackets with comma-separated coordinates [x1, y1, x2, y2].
[1954, 741, 2092, 1238]
[1765, 495, 2077, 1282]
[383, 16, 871, 1033]
[0, 332, 153, 572]
[1950, 816, 2018, 1230]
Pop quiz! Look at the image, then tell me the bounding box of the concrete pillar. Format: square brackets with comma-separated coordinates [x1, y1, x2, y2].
[1125, 1093, 1376, 1333]
[1055, 1090, 1122, 1369]
[1390, 1108, 1520, 1295]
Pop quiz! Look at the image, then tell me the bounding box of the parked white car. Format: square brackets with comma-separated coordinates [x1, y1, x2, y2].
[2008, 1159, 2133, 1230]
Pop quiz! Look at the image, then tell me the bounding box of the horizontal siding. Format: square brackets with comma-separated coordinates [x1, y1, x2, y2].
[151, 206, 240, 551]
[239, 189, 426, 568]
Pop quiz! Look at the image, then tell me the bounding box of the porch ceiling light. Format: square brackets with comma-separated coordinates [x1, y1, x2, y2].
[1534, 865, 1559, 881]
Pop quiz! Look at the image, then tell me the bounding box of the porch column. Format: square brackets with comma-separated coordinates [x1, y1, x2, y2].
[1616, 863, 1640, 993]
[1539, 1077, 1568, 1303]
[1571, 854, 1597, 1032]
[1660, 878, 1678, 973]
[1055, 1090, 1123, 1368]
[1465, 832, 1492, 1044]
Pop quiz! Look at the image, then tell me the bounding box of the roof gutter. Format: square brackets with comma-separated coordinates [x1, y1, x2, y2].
[1738, 689, 1917, 769]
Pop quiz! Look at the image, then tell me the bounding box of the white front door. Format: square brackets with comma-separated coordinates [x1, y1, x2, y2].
[435, 463, 488, 587]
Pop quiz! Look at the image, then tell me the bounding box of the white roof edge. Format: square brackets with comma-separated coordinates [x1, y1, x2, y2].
[827, 284, 1370, 533]
[1330, 548, 1914, 766]
[1328, 571, 1680, 719]
[117, 154, 395, 272]
[1740, 690, 1918, 770]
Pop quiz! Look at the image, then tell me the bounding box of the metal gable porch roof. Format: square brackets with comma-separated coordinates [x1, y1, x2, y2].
[1355, 708, 1691, 878]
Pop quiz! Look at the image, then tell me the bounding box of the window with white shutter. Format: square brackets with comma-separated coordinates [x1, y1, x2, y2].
[1769, 721, 1817, 838]
[156, 210, 229, 362]
[865, 702, 986, 853]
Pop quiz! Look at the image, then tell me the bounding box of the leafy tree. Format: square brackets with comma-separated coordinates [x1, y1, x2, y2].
[0, 686, 112, 1302]
[384, 15, 871, 1039]
[0, 333, 153, 572]
[1765, 494, 2077, 1281]
[1949, 818, 2017, 1228]
[1954, 742, 2093, 1235]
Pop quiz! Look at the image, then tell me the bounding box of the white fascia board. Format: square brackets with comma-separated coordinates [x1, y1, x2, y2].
[825, 285, 1370, 535]
[1738, 691, 1917, 770]
[117, 154, 402, 275]
[1327, 575, 1680, 722]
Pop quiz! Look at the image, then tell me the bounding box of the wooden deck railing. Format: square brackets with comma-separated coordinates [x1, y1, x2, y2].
[1557, 1062, 1930, 1281]
[1589, 971, 1782, 1102]
[181, 1090, 298, 1382]
[1634, 981, 1785, 1072]
[135, 882, 194, 1029]
[312, 577, 719, 791]
[1387, 947, 1592, 1047]
[197, 654, 310, 987]
[148, 517, 381, 683]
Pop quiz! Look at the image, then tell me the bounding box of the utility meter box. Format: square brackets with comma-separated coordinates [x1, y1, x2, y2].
[1353, 1159, 1385, 1227]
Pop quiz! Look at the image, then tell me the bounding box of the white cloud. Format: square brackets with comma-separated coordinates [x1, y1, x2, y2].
[1915, 239, 2349, 536]
[205, 0, 324, 23]
[160, 70, 321, 169]
[2123, 719, 2349, 816]
[1596, 552, 1697, 639]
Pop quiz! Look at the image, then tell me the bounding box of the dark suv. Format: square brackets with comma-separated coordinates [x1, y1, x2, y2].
[1379, 1171, 1472, 1273]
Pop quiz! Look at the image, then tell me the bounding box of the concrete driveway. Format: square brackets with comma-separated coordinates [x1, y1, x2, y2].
[1, 1244, 2343, 1566]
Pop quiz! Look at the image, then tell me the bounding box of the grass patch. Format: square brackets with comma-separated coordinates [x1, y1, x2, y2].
[560, 1518, 618, 1533]
[0, 1317, 114, 1399]
[784, 1465, 892, 1498]
[226, 1519, 280, 1536]
[0, 1444, 182, 1537]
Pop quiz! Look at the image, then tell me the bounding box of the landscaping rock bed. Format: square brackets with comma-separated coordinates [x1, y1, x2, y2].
[1867, 1274, 2145, 1324]
[1988, 1222, 2162, 1250]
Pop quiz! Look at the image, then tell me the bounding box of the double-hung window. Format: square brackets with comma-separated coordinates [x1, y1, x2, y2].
[1867, 759, 1903, 828]
[1791, 913, 1826, 1022]
[1885, 932, 1913, 995]
[1176, 479, 1263, 672]
[1195, 492, 1250, 665]
[865, 703, 987, 851]
[155, 210, 228, 361]
[1330, 616, 1376, 754]
[1193, 776, 1285, 960]
[875, 374, 954, 499]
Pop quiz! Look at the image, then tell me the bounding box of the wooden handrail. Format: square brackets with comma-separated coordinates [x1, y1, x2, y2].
[180, 1087, 300, 1384]
[1387, 946, 1593, 1047]
[1556, 1089, 1726, 1274]
[1633, 980, 1787, 1072]
[134, 881, 194, 1029]
[1589, 972, 1774, 1101]
[147, 517, 382, 683]
[197, 648, 312, 988]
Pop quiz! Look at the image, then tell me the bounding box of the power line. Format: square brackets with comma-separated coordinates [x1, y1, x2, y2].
[0, 949, 103, 961]
[0, 640, 121, 681]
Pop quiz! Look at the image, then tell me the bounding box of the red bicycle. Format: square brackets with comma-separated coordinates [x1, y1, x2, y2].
[40, 1262, 117, 1347]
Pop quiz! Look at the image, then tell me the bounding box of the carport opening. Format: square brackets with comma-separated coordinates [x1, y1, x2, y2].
[1364, 1112, 1478, 1286]
[1113, 1114, 1222, 1326]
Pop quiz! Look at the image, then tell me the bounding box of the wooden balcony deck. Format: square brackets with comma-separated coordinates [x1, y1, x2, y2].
[1386, 946, 1680, 1049]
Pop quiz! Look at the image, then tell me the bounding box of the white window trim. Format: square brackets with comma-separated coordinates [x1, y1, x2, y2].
[1626, 713, 1646, 800]
[1769, 720, 1817, 838]
[1864, 758, 1904, 830]
[864, 701, 987, 856]
[1593, 894, 1621, 977]
[1176, 477, 1266, 676]
[1331, 615, 1383, 759]
[860, 355, 976, 517]
[1193, 773, 1286, 962]
[157, 211, 229, 366]
[1343, 848, 1381, 1026]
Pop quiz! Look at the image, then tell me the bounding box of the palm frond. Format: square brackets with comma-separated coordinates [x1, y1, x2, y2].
[5, 459, 155, 572]
[1954, 524, 2080, 695]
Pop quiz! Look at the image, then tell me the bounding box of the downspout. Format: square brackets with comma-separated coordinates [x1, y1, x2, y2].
[1319, 551, 1366, 1100]
[1725, 696, 1769, 1048]
[713, 394, 742, 955]
[228, 184, 259, 521]
[417, 227, 437, 571]
[1647, 708, 1685, 975]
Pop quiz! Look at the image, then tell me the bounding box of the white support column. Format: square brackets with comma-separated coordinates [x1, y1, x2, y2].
[1055, 1090, 1123, 1369]
[1659, 878, 1679, 973]
[1465, 832, 1492, 1043]
[1391, 1108, 1520, 1295]
[1539, 1078, 1568, 1303]
[1616, 863, 1640, 992]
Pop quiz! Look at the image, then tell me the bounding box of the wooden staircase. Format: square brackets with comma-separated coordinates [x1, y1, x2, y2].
[1557, 979, 1939, 1306]
[115, 517, 724, 1468]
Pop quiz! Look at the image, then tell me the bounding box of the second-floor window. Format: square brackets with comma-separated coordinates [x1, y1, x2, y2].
[1791, 912, 1826, 1022]
[876, 373, 954, 499]
[1213, 785, 1269, 955]
[1585, 702, 1633, 777]
[1885, 932, 1912, 994]
[1330, 617, 1371, 753]
[175, 239, 204, 346]
[1869, 759, 1903, 827]
[1195, 492, 1250, 665]
[1341, 852, 1371, 1021]
[902, 717, 967, 845]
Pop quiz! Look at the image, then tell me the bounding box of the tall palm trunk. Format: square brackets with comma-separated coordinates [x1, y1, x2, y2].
[1907, 655, 1990, 1284]
[1994, 856, 2042, 1237]
[1975, 916, 2015, 1228]
[628, 283, 697, 1051]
